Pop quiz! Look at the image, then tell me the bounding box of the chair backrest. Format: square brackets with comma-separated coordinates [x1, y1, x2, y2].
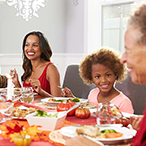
[62, 65, 96, 99]
[0, 75, 7, 88]
[115, 74, 146, 115]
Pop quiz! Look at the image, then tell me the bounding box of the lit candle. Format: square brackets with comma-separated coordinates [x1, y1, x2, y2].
[7, 74, 13, 100]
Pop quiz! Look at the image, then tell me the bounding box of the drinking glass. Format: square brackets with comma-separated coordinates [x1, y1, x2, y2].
[96, 102, 116, 125]
[0, 102, 13, 123]
[21, 87, 34, 104]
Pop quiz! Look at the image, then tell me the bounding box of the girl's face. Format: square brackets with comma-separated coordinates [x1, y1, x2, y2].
[91, 64, 116, 93]
[24, 35, 42, 60]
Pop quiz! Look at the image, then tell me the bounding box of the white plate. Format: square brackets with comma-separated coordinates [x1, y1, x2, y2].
[122, 112, 138, 118]
[60, 125, 137, 145]
[41, 97, 88, 104]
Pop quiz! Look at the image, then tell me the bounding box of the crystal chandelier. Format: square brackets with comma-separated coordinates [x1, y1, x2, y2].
[7, 0, 46, 21]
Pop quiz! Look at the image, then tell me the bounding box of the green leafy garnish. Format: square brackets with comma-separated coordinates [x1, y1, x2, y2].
[72, 97, 80, 102]
[35, 110, 58, 118]
[100, 129, 116, 134]
[55, 100, 64, 102]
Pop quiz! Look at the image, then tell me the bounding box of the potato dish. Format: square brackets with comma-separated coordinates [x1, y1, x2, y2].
[12, 107, 36, 118]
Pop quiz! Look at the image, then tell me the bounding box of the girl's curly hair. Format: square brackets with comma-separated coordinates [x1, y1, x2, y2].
[79, 47, 127, 85]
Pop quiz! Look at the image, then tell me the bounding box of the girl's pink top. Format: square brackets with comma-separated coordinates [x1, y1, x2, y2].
[88, 88, 134, 114]
[23, 62, 53, 94]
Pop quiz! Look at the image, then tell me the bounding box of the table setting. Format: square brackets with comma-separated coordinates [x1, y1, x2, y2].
[0, 86, 138, 146]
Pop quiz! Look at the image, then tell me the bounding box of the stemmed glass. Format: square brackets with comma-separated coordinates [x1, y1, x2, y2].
[21, 87, 34, 104]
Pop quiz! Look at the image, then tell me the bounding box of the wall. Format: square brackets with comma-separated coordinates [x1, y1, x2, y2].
[0, 0, 87, 84]
[0, 0, 66, 53]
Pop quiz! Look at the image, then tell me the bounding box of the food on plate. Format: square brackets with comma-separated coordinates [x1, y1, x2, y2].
[57, 102, 76, 116]
[48, 97, 80, 103]
[99, 129, 123, 139]
[76, 125, 123, 139]
[70, 97, 80, 102]
[14, 88, 22, 95]
[48, 98, 58, 102]
[49, 130, 66, 145]
[35, 110, 58, 118]
[76, 125, 100, 138]
[12, 107, 36, 118]
[14, 88, 21, 92]
[79, 102, 96, 109]
[75, 107, 90, 119]
[35, 102, 57, 109]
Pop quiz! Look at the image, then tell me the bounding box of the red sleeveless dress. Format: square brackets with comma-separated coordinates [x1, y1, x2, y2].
[23, 62, 53, 94]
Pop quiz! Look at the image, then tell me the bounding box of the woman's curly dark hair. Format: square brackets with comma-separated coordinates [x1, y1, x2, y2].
[21, 31, 52, 82]
[128, 2, 146, 45]
[79, 47, 127, 85]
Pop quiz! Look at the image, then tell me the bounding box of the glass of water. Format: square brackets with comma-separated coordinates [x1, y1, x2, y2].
[96, 102, 116, 125]
[21, 87, 34, 104]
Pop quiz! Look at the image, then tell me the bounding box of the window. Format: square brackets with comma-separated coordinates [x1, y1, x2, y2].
[101, 2, 134, 53]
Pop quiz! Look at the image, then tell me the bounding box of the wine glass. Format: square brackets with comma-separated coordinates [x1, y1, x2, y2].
[96, 102, 116, 125]
[0, 102, 13, 123]
[21, 87, 34, 104]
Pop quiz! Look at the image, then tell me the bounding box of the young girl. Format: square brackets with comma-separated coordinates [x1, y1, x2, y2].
[62, 47, 134, 114]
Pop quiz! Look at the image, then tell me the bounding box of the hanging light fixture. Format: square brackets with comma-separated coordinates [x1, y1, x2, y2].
[6, 0, 46, 21]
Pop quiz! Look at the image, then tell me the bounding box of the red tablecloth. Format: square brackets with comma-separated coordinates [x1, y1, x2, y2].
[0, 116, 96, 146]
[66, 116, 96, 125]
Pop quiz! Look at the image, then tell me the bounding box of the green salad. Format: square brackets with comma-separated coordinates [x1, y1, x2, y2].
[72, 97, 80, 102]
[35, 110, 58, 118]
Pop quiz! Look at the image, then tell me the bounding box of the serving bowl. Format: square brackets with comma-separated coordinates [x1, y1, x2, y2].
[26, 111, 67, 131]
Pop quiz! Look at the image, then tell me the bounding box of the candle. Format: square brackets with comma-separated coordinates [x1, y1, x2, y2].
[7, 74, 13, 100]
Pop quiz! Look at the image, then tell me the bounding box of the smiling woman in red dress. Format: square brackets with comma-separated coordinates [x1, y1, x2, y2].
[10, 31, 61, 97]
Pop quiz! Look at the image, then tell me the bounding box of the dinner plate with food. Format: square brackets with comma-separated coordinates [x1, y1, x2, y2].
[12, 106, 36, 120]
[60, 125, 137, 145]
[41, 97, 88, 104]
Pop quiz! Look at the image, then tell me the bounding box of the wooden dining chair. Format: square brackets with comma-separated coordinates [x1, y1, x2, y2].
[62, 64, 96, 99]
[0, 75, 7, 88]
[115, 73, 146, 115]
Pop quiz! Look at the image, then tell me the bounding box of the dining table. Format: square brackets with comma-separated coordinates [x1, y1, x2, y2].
[0, 95, 134, 146]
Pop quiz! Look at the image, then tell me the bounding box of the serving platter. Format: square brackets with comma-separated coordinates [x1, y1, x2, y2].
[41, 97, 88, 104]
[60, 125, 137, 145]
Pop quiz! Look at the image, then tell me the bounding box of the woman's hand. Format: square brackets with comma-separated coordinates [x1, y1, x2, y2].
[130, 115, 143, 130]
[61, 87, 74, 97]
[10, 69, 21, 88]
[65, 135, 102, 146]
[29, 79, 41, 93]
